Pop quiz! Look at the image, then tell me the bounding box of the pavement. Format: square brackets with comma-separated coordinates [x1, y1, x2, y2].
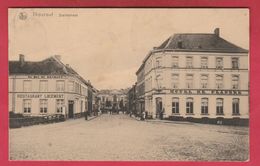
[9, 113, 249, 161]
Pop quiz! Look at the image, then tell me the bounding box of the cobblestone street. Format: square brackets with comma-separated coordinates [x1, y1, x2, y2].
[9, 114, 249, 161]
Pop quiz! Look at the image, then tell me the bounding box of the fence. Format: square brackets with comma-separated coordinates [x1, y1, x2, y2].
[9, 114, 65, 128]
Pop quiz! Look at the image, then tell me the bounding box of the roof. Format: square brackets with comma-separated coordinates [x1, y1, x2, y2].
[155, 33, 248, 53]
[9, 56, 93, 87]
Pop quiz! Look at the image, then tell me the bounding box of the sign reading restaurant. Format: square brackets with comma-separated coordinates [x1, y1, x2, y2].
[17, 93, 64, 98]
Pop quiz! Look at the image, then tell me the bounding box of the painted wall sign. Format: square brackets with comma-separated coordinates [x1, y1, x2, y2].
[17, 93, 64, 98]
[27, 75, 65, 79]
[168, 89, 247, 95]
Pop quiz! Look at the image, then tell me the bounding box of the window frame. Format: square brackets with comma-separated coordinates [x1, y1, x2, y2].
[172, 97, 179, 114]
[186, 56, 193, 68]
[39, 99, 48, 114]
[171, 74, 179, 88]
[201, 98, 209, 115]
[201, 74, 208, 89]
[56, 80, 65, 92]
[232, 98, 240, 115]
[186, 98, 194, 114]
[186, 74, 193, 89]
[216, 98, 224, 115]
[231, 57, 239, 69]
[201, 57, 208, 69]
[171, 56, 179, 68]
[23, 80, 32, 92]
[56, 99, 65, 114]
[216, 57, 223, 69]
[232, 75, 240, 89]
[23, 99, 32, 114]
[216, 74, 224, 89]
[39, 80, 48, 92]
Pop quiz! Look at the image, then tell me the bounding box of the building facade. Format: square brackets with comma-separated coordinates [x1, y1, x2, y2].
[98, 89, 128, 112]
[127, 84, 137, 114]
[136, 64, 145, 116]
[9, 55, 95, 119]
[136, 28, 249, 123]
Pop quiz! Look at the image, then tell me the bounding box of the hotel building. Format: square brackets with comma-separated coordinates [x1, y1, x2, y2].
[9, 55, 95, 118]
[136, 28, 249, 123]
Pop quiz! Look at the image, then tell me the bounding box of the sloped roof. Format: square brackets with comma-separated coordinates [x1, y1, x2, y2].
[155, 33, 248, 53]
[9, 56, 93, 87]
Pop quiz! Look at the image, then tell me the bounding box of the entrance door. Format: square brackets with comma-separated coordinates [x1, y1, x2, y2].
[156, 97, 162, 118]
[68, 100, 74, 118]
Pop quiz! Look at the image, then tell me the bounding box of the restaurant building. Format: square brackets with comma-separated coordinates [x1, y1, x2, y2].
[136, 28, 249, 124]
[9, 54, 95, 118]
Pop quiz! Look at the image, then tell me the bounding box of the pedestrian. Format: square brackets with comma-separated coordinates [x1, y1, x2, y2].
[160, 108, 165, 120]
[85, 111, 88, 120]
[61, 105, 66, 121]
[142, 111, 146, 120]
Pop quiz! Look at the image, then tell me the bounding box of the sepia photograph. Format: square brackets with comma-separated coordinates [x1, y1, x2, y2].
[8, 8, 249, 161]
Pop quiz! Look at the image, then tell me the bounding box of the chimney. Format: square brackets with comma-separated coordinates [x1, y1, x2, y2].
[54, 55, 61, 61]
[19, 54, 25, 66]
[214, 28, 220, 36]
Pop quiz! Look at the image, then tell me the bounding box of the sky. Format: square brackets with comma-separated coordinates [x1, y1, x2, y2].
[8, 8, 249, 90]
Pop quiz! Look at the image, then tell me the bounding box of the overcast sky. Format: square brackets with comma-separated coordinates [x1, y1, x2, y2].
[8, 8, 249, 90]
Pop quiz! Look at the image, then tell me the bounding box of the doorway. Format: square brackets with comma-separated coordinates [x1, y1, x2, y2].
[68, 100, 74, 118]
[156, 97, 162, 118]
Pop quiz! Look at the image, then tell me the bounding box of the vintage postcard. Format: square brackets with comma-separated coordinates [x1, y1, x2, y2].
[8, 8, 249, 161]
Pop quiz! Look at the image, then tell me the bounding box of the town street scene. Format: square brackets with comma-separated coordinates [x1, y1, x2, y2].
[8, 8, 249, 161]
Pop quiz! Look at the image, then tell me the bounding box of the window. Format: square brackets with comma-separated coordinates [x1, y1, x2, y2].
[232, 57, 239, 69]
[23, 99, 31, 114]
[39, 80, 48, 92]
[172, 56, 179, 68]
[177, 41, 183, 49]
[68, 81, 74, 92]
[156, 74, 163, 89]
[186, 98, 193, 114]
[186, 74, 193, 89]
[23, 80, 32, 92]
[186, 57, 193, 68]
[201, 57, 208, 68]
[216, 98, 224, 115]
[232, 75, 239, 89]
[201, 75, 208, 88]
[40, 99, 48, 114]
[171, 74, 179, 88]
[56, 80, 65, 91]
[232, 98, 240, 115]
[56, 99, 64, 113]
[172, 98, 179, 114]
[155, 57, 162, 68]
[216, 57, 223, 69]
[201, 98, 208, 114]
[216, 75, 223, 89]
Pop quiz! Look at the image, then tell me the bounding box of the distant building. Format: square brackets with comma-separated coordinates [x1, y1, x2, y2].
[127, 84, 137, 115]
[98, 89, 128, 111]
[9, 54, 96, 118]
[136, 28, 249, 123]
[136, 64, 145, 115]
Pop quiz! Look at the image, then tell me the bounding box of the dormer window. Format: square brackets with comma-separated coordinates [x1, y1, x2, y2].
[177, 41, 183, 49]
